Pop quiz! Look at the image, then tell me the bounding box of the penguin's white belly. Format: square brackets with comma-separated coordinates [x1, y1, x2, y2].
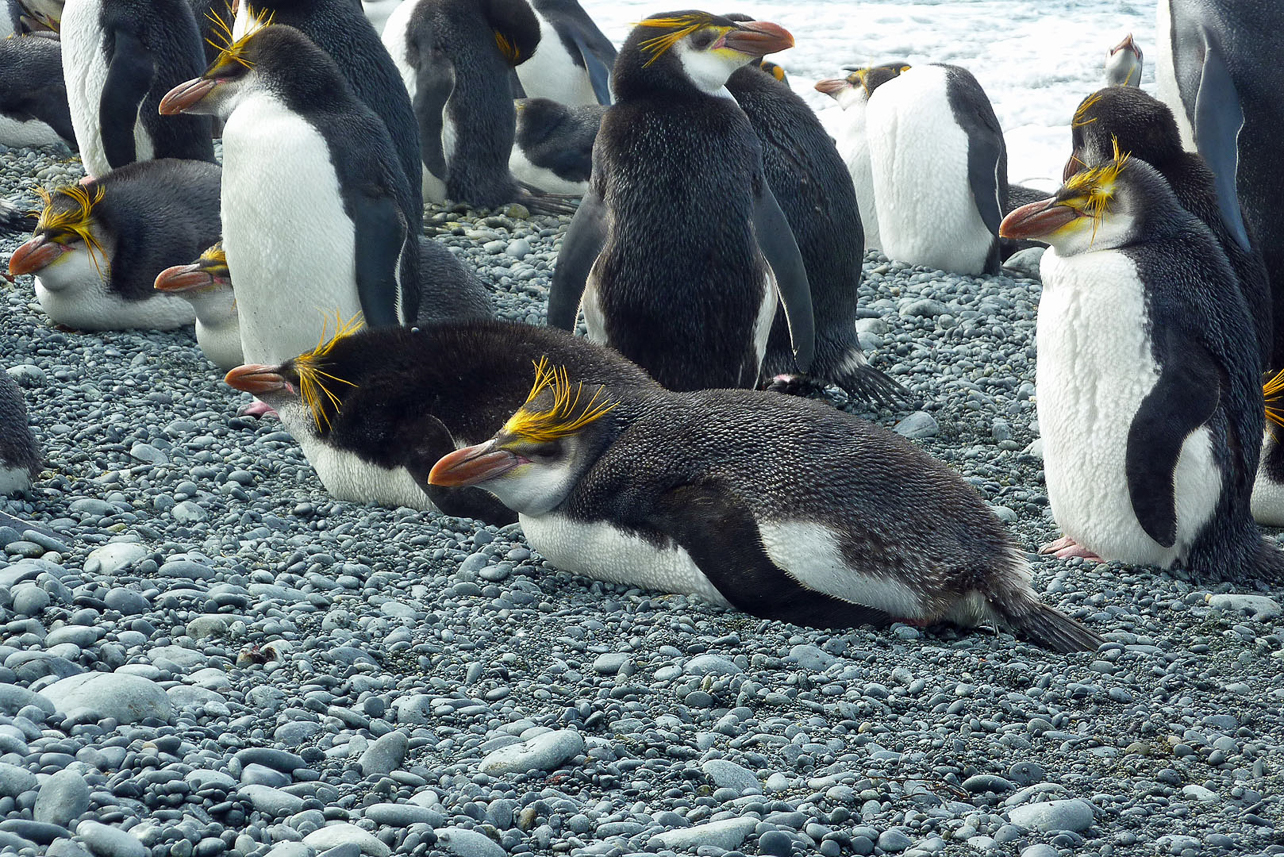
[867, 66, 993, 275]
[292, 430, 435, 512]
[0, 465, 33, 495]
[1153, 0, 1196, 153]
[1250, 432, 1284, 525]
[516, 20, 598, 107]
[833, 110, 879, 250]
[1037, 250, 1221, 566]
[508, 147, 588, 196]
[34, 250, 195, 330]
[581, 266, 606, 343]
[381, 8, 450, 205]
[194, 317, 244, 371]
[61, 0, 111, 177]
[520, 513, 733, 607]
[361, 0, 401, 36]
[0, 114, 64, 149]
[221, 97, 360, 366]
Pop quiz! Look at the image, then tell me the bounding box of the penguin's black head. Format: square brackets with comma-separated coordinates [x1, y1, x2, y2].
[1104, 32, 1142, 87]
[428, 358, 620, 515]
[814, 62, 909, 109]
[613, 11, 794, 99]
[8, 184, 107, 279]
[1065, 86, 1181, 182]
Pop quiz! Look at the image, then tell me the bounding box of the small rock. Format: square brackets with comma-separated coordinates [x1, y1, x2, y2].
[239, 785, 305, 817]
[435, 827, 505, 857]
[1008, 798, 1094, 833]
[877, 829, 913, 852]
[76, 821, 145, 857]
[893, 411, 939, 439]
[302, 824, 391, 857]
[364, 803, 440, 827]
[682, 655, 742, 676]
[479, 729, 584, 775]
[701, 759, 761, 795]
[1205, 593, 1280, 621]
[359, 731, 408, 776]
[41, 672, 172, 724]
[0, 762, 37, 797]
[34, 769, 90, 827]
[84, 543, 146, 576]
[651, 818, 757, 851]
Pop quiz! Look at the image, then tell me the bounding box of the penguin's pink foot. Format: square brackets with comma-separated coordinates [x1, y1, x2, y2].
[239, 400, 278, 419]
[1039, 535, 1103, 562]
[78, 175, 94, 186]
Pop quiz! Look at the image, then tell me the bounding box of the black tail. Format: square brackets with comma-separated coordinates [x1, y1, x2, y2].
[0, 198, 36, 235]
[831, 359, 915, 410]
[1249, 537, 1284, 585]
[1001, 599, 1104, 653]
[516, 183, 579, 216]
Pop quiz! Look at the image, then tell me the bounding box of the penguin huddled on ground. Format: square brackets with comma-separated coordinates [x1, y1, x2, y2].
[509, 97, 604, 195]
[1000, 151, 1284, 585]
[223, 320, 658, 524]
[428, 362, 1104, 652]
[382, 0, 540, 209]
[516, 0, 616, 107]
[0, 35, 76, 151]
[8, 159, 219, 330]
[1104, 34, 1142, 87]
[548, 12, 815, 392]
[160, 21, 421, 367]
[0, 370, 41, 495]
[723, 55, 907, 407]
[60, 0, 213, 177]
[3, 0, 60, 37]
[153, 241, 241, 371]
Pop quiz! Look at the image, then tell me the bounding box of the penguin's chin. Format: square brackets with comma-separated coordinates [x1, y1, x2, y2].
[9, 236, 67, 276]
[998, 200, 1082, 242]
[159, 78, 221, 116]
[429, 442, 525, 488]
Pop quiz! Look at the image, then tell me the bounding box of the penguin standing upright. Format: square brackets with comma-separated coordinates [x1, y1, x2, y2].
[516, 0, 615, 107]
[0, 35, 76, 150]
[1000, 152, 1283, 584]
[547, 12, 814, 392]
[153, 241, 242, 370]
[160, 22, 421, 367]
[1104, 33, 1143, 86]
[864, 63, 1010, 276]
[813, 63, 907, 252]
[724, 58, 906, 406]
[429, 364, 1104, 652]
[223, 320, 657, 523]
[381, 0, 540, 208]
[7, 159, 218, 330]
[232, 0, 423, 225]
[509, 97, 604, 195]
[0, 370, 40, 495]
[59, 0, 213, 177]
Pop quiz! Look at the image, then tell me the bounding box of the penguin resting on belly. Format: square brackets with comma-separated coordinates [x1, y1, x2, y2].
[429, 362, 1104, 652]
[1001, 149, 1284, 585]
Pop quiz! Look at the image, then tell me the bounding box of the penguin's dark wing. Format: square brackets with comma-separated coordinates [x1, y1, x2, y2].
[646, 483, 894, 630]
[353, 191, 407, 328]
[547, 186, 605, 329]
[753, 185, 815, 373]
[569, 29, 613, 106]
[99, 19, 155, 169]
[1125, 334, 1221, 548]
[1185, 29, 1250, 252]
[413, 61, 453, 181]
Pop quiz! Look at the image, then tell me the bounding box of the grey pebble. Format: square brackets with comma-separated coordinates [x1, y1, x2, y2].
[893, 411, 939, 439]
[478, 728, 584, 775]
[1008, 798, 1094, 833]
[359, 730, 408, 776]
[41, 672, 172, 724]
[240, 784, 305, 816]
[363, 802, 441, 827]
[83, 543, 146, 575]
[435, 827, 505, 857]
[701, 759, 761, 795]
[34, 769, 90, 827]
[76, 821, 146, 857]
[651, 817, 757, 851]
[0, 761, 37, 797]
[302, 824, 390, 857]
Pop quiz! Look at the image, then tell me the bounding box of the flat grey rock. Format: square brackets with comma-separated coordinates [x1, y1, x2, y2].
[435, 828, 505, 857]
[358, 730, 408, 777]
[701, 759, 761, 795]
[0, 762, 37, 797]
[83, 543, 146, 576]
[1008, 798, 1094, 832]
[302, 824, 390, 857]
[76, 821, 145, 857]
[34, 769, 90, 827]
[0, 683, 53, 715]
[651, 818, 757, 851]
[478, 729, 584, 776]
[42, 673, 172, 724]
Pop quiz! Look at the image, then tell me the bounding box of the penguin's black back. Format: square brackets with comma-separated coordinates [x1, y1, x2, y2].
[0, 34, 75, 148]
[414, 235, 494, 324]
[0, 370, 40, 481]
[104, 0, 214, 162]
[514, 98, 603, 182]
[90, 158, 222, 300]
[249, 0, 423, 225]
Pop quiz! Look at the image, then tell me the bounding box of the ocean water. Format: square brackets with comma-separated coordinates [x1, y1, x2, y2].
[585, 1, 1157, 191]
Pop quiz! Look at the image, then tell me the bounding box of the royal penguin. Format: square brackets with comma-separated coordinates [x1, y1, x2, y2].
[547, 12, 814, 392]
[862, 62, 1011, 276]
[516, 0, 616, 107]
[59, 0, 213, 177]
[813, 62, 907, 252]
[154, 241, 242, 371]
[160, 22, 422, 367]
[0, 35, 76, 151]
[381, 0, 540, 208]
[1105, 33, 1143, 86]
[223, 319, 658, 524]
[723, 57, 907, 406]
[1000, 152, 1284, 584]
[428, 363, 1105, 652]
[509, 97, 603, 195]
[0, 370, 40, 495]
[7, 159, 218, 330]
[230, 0, 423, 225]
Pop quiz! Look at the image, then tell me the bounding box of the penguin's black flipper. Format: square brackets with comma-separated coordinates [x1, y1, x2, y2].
[753, 186, 815, 374]
[1125, 337, 1221, 548]
[1190, 33, 1250, 253]
[647, 483, 895, 631]
[962, 116, 1004, 275]
[99, 26, 155, 170]
[547, 186, 606, 330]
[353, 194, 407, 328]
[413, 63, 453, 182]
[571, 30, 613, 106]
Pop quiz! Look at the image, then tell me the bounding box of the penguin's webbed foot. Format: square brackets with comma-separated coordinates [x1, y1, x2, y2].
[238, 400, 279, 420]
[1038, 535, 1103, 562]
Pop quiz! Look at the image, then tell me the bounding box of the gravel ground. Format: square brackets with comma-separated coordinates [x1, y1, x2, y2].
[0, 142, 1281, 857]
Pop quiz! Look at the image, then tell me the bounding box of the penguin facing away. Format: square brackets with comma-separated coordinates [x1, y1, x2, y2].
[381, 0, 540, 208]
[153, 240, 242, 371]
[1000, 152, 1284, 584]
[0, 370, 41, 495]
[517, 0, 616, 107]
[547, 11, 815, 392]
[0, 35, 76, 150]
[7, 159, 218, 330]
[429, 363, 1105, 652]
[1104, 33, 1143, 86]
[160, 21, 422, 367]
[59, 0, 214, 177]
[509, 97, 604, 195]
[722, 58, 907, 407]
[223, 319, 659, 524]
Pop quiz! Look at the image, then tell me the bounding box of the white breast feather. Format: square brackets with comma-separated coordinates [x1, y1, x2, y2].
[1250, 431, 1284, 525]
[515, 12, 598, 107]
[1153, 0, 1196, 153]
[509, 146, 589, 195]
[831, 99, 880, 250]
[61, 0, 112, 177]
[33, 248, 195, 330]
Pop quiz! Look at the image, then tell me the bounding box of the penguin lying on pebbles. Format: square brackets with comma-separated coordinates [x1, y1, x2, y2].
[724, 51, 908, 406]
[224, 320, 658, 524]
[0, 35, 76, 151]
[548, 12, 815, 392]
[509, 98, 604, 196]
[60, 0, 214, 177]
[0, 370, 40, 495]
[429, 363, 1104, 652]
[517, 0, 617, 107]
[8, 159, 219, 330]
[1000, 150, 1284, 584]
[1105, 33, 1143, 86]
[154, 241, 241, 371]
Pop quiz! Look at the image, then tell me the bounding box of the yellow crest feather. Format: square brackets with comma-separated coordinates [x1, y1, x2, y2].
[1265, 369, 1284, 435]
[635, 13, 715, 67]
[206, 3, 273, 70]
[35, 184, 107, 276]
[494, 31, 521, 64]
[1063, 136, 1130, 241]
[501, 358, 617, 442]
[1072, 91, 1102, 128]
[293, 311, 364, 431]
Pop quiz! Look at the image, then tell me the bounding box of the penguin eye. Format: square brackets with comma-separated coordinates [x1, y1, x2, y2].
[525, 440, 564, 462]
[690, 29, 716, 50]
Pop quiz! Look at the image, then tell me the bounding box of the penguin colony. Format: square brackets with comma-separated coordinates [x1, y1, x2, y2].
[3, 1, 1283, 655]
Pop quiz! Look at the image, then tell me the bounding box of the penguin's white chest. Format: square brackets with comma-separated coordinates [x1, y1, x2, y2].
[515, 16, 598, 107]
[1036, 250, 1221, 567]
[866, 66, 994, 275]
[1153, 0, 1197, 153]
[34, 247, 194, 330]
[831, 103, 879, 250]
[220, 95, 360, 366]
[186, 293, 243, 371]
[0, 114, 64, 149]
[289, 425, 436, 512]
[380, 0, 450, 203]
[1250, 432, 1284, 525]
[60, 0, 112, 176]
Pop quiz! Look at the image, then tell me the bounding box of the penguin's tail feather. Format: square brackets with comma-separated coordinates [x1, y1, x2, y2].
[1248, 537, 1284, 585]
[999, 598, 1104, 653]
[516, 183, 579, 216]
[0, 198, 36, 235]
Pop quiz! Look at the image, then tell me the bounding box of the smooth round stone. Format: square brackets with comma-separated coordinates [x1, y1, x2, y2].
[893, 411, 939, 439]
[240, 763, 290, 788]
[1008, 799, 1094, 833]
[263, 844, 311, 857]
[1007, 762, 1044, 785]
[358, 730, 408, 777]
[240, 785, 304, 817]
[11, 584, 50, 615]
[786, 644, 834, 671]
[701, 760, 761, 795]
[34, 768, 90, 827]
[0, 762, 37, 797]
[478, 729, 583, 775]
[167, 686, 226, 713]
[46, 627, 98, 648]
[103, 589, 150, 616]
[84, 544, 147, 576]
[1020, 845, 1060, 857]
[236, 748, 306, 773]
[758, 830, 794, 857]
[591, 653, 629, 675]
[0, 684, 53, 716]
[274, 721, 322, 746]
[435, 828, 503, 857]
[0, 819, 68, 844]
[682, 655, 742, 677]
[302, 823, 391, 857]
[1182, 785, 1219, 803]
[1205, 594, 1280, 620]
[877, 829, 913, 852]
[963, 774, 1015, 794]
[185, 616, 229, 641]
[171, 502, 207, 524]
[651, 818, 757, 851]
[364, 803, 440, 827]
[41, 673, 172, 725]
[76, 820, 146, 857]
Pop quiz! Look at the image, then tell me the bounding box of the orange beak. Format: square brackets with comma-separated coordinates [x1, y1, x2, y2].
[159, 78, 219, 115]
[998, 198, 1081, 241]
[428, 441, 523, 487]
[224, 364, 290, 394]
[720, 21, 794, 57]
[9, 235, 67, 276]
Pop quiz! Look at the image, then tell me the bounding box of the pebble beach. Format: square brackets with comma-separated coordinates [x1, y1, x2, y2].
[1, 134, 1282, 857]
